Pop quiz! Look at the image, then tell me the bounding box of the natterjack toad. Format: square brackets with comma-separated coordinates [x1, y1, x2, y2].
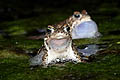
[66, 10, 101, 39]
[30, 21, 81, 66]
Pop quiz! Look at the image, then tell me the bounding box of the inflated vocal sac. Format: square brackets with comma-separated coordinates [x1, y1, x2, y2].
[72, 20, 100, 39]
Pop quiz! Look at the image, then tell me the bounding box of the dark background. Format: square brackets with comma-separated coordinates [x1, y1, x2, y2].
[0, 0, 120, 22]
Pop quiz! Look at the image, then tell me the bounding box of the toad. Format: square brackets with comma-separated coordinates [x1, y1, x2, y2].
[66, 10, 101, 39]
[29, 21, 81, 66]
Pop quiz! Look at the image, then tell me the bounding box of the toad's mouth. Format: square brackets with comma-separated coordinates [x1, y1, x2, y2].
[50, 38, 67, 46]
[48, 37, 71, 51]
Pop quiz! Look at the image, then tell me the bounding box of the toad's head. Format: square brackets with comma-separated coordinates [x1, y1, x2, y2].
[44, 21, 72, 52]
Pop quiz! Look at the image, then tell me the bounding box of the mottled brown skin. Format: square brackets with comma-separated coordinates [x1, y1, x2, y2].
[30, 21, 81, 66]
[65, 10, 91, 29]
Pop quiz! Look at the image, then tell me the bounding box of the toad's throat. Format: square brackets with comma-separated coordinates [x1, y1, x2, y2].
[48, 37, 71, 51]
[50, 38, 68, 46]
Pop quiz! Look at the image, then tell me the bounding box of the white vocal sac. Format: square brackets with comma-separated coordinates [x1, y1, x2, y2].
[72, 20, 101, 39]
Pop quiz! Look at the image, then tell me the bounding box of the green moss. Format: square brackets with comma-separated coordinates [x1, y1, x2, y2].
[0, 53, 120, 80]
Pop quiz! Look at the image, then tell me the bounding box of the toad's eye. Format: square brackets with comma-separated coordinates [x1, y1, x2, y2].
[74, 14, 80, 18]
[47, 28, 51, 33]
[64, 26, 70, 32]
[47, 25, 54, 33]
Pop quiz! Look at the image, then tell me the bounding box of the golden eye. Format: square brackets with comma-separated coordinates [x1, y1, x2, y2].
[47, 25, 54, 33]
[47, 28, 51, 33]
[73, 11, 81, 18]
[74, 14, 80, 18]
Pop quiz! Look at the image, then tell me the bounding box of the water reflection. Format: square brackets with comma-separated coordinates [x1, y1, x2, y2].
[78, 44, 108, 56]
